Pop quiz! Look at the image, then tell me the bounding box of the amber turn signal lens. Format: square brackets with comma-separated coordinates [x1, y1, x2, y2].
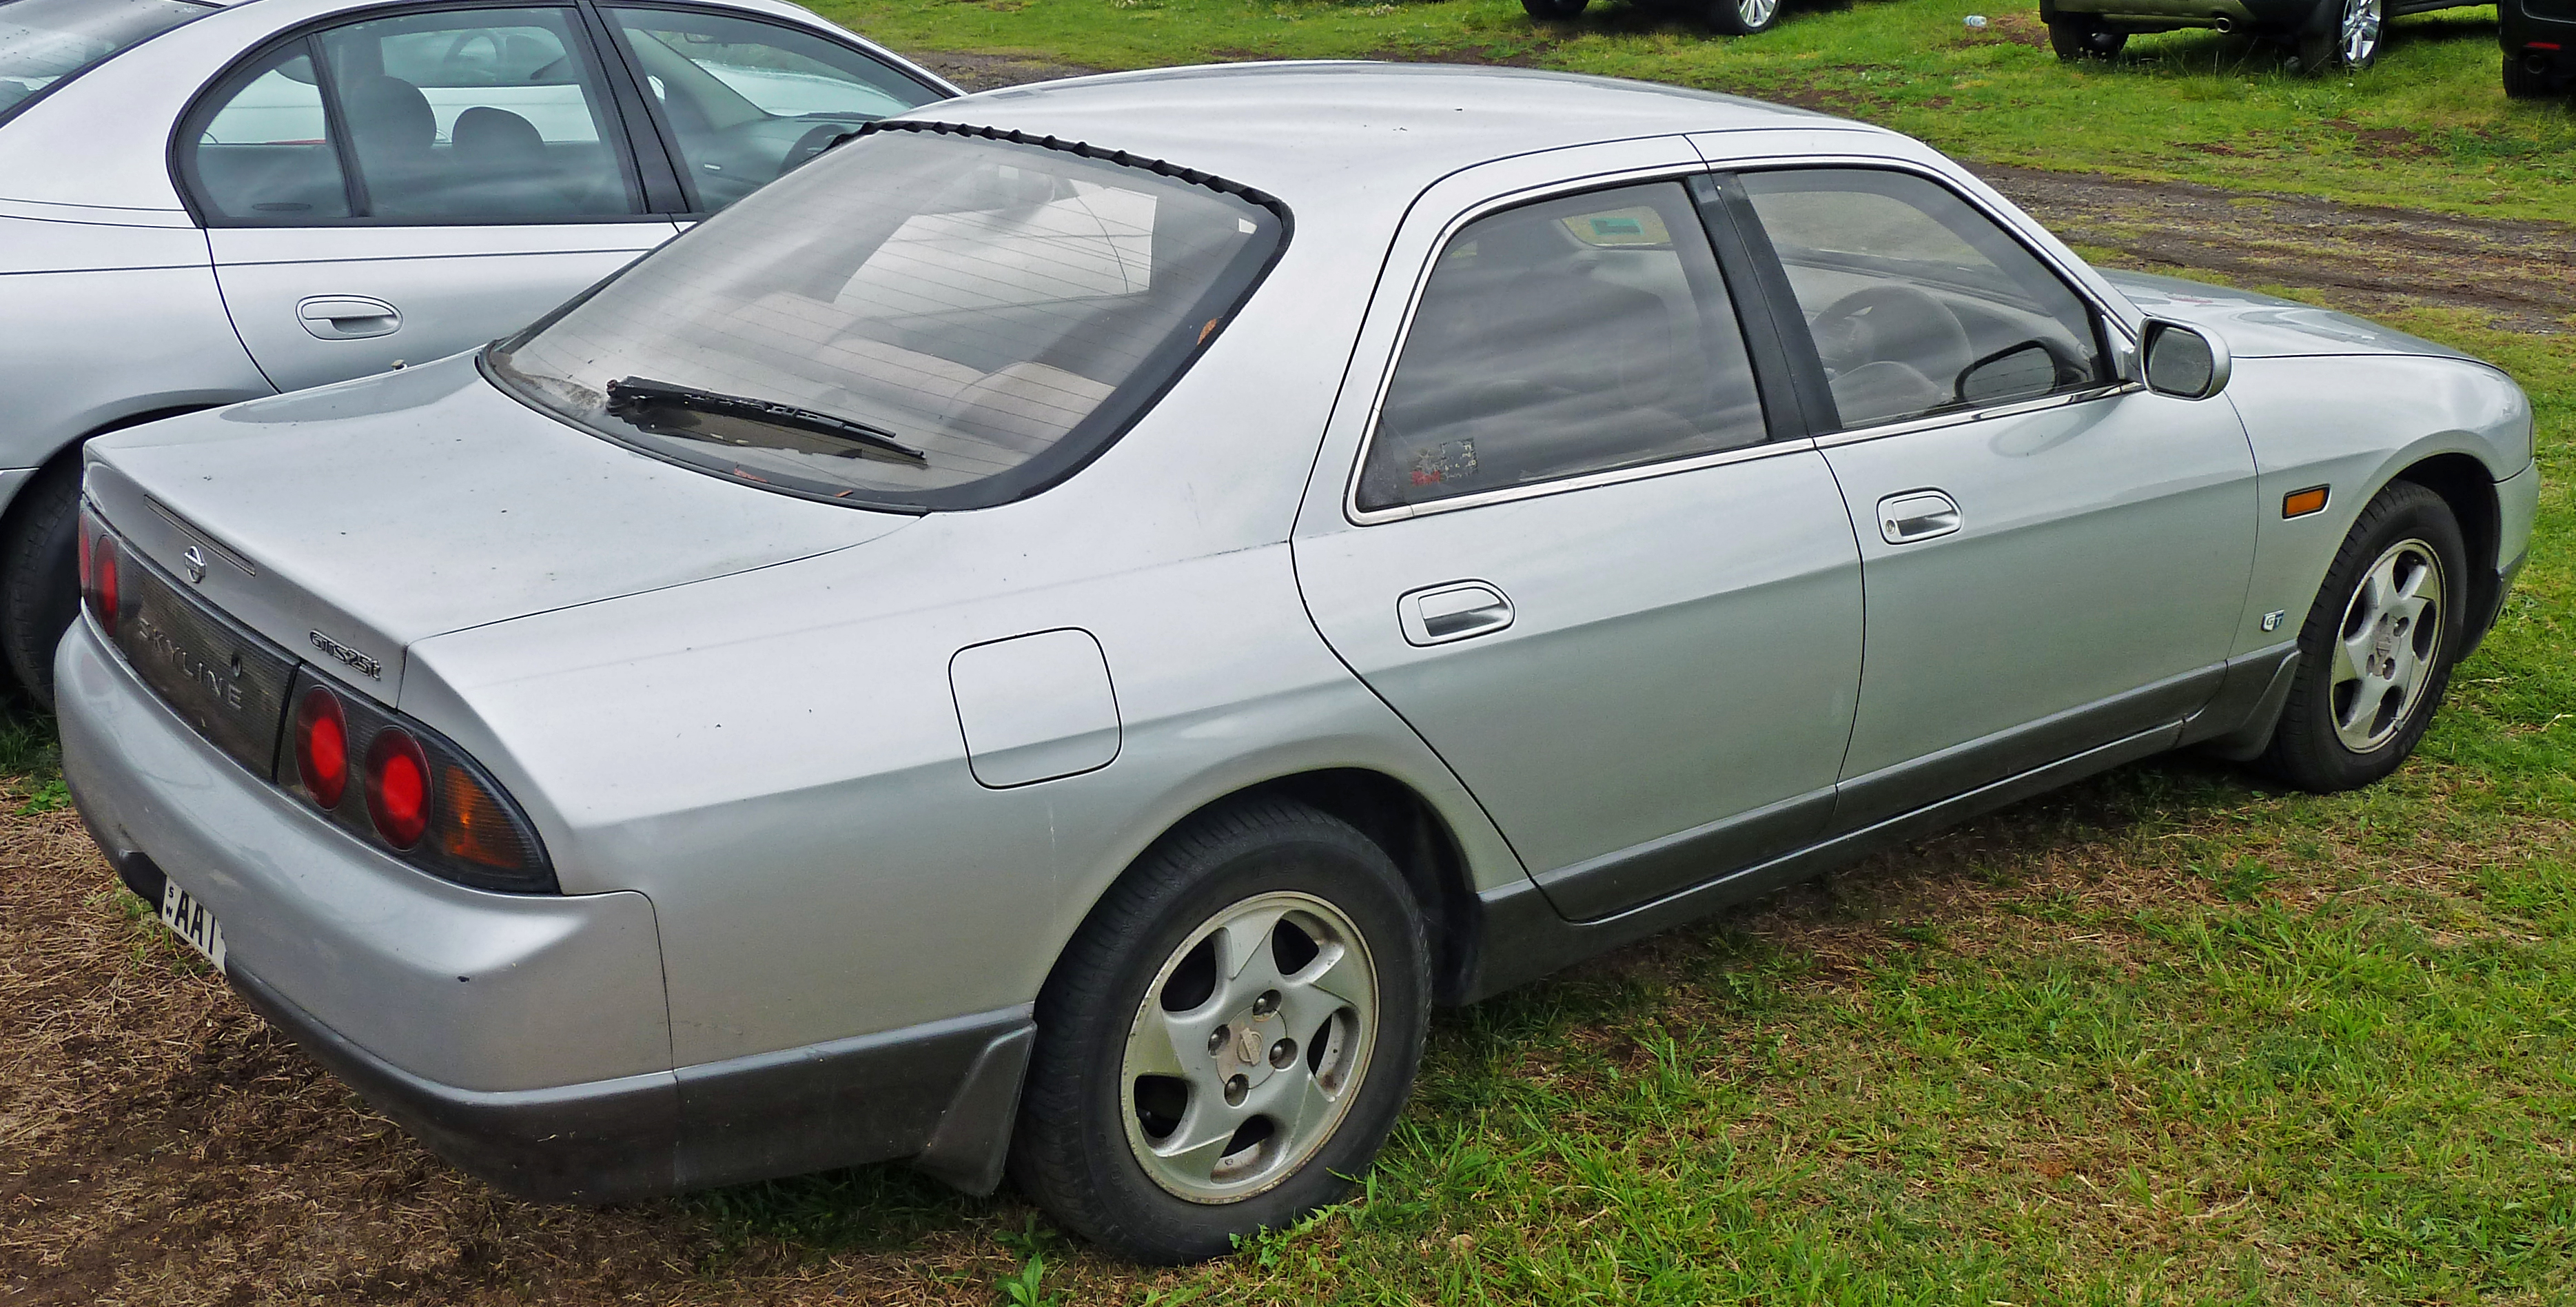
[438, 764, 526, 870]
[2283, 486, 2330, 518]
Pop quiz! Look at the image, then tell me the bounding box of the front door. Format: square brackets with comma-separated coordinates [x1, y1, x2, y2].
[1724, 166, 2258, 827]
[176, 6, 677, 392]
[1294, 179, 1865, 921]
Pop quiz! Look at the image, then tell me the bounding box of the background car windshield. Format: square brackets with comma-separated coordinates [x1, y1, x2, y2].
[0, 0, 204, 126]
[490, 130, 1284, 511]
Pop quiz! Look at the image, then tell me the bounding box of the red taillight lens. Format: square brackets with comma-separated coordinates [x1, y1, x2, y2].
[365, 727, 431, 849]
[294, 687, 349, 809]
[85, 532, 119, 638]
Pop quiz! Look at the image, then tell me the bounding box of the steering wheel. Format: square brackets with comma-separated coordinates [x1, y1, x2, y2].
[1806, 283, 1975, 387]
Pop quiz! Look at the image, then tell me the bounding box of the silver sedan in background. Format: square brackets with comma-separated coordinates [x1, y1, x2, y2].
[0, 0, 950, 701]
[61, 64, 2535, 1263]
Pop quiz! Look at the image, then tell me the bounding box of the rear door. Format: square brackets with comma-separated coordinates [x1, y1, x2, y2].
[178, 6, 677, 392]
[1294, 170, 1865, 921]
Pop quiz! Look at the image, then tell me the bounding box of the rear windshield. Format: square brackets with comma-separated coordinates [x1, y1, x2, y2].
[489, 128, 1286, 511]
[0, 0, 207, 127]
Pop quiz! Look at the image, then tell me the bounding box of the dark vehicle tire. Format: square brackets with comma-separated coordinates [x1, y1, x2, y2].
[2047, 14, 2128, 60]
[2295, 0, 2382, 72]
[2258, 481, 2468, 793]
[1521, 0, 1589, 18]
[1009, 798, 1431, 1264]
[2502, 55, 2554, 99]
[1708, 0, 1785, 35]
[0, 460, 85, 709]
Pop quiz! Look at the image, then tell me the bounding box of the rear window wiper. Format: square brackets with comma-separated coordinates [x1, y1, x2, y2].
[605, 377, 927, 467]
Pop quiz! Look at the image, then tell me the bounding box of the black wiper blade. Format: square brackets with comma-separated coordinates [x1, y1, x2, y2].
[605, 376, 926, 467]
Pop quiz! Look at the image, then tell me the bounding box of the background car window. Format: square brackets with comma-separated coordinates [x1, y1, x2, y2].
[605, 7, 942, 212]
[1356, 181, 1768, 513]
[1739, 168, 2107, 430]
[0, 0, 205, 127]
[183, 42, 351, 221]
[312, 6, 638, 220]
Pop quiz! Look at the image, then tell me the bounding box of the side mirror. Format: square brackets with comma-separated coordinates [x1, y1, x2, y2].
[1956, 341, 2060, 407]
[2143, 321, 2229, 399]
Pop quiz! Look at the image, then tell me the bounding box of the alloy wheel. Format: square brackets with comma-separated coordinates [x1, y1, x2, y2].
[2328, 537, 2444, 753]
[1118, 891, 1379, 1204]
[1737, 0, 1779, 28]
[2338, 0, 2382, 68]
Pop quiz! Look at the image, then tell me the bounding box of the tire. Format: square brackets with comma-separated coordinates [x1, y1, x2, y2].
[1521, 0, 1588, 18]
[2047, 14, 2128, 61]
[2502, 56, 2553, 101]
[2257, 481, 2468, 793]
[1708, 0, 1784, 35]
[2294, 0, 2381, 72]
[0, 459, 84, 709]
[1009, 798, 1431, 1264]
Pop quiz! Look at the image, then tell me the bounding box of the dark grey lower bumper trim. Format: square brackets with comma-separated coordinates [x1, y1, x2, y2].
[227, 964, 1032, 1204]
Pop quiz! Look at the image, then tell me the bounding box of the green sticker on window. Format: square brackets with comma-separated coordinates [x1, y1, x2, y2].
[1562, 206, 1670, 247]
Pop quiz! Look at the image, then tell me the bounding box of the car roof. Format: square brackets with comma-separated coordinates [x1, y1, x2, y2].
[904, 61, 1882, 210]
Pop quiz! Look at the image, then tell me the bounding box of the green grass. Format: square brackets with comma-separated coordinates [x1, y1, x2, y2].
[820, 0, 2576, 221]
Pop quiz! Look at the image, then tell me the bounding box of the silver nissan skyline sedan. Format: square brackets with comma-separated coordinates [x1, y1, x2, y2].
[0, 0, 950, 705]
[60, 63, 2535, 1263]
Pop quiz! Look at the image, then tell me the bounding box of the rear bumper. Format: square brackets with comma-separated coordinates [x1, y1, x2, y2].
[61, 618, 1034, 1201]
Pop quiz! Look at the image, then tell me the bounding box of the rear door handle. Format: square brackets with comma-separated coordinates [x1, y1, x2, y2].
[1400, 581, 1513, 647]
[1877, 489, 1961, 545]
[296, 295, 401, 340]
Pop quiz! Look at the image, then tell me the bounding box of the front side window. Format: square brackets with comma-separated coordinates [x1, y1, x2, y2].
[1357, 181, 1769, 513]
[1739, 168, 2107, 431]
[604, 7, 943, 213]
[489, 130, 1284, 511]
[181, 6, 640, 223]
[0, 0, 206, 127]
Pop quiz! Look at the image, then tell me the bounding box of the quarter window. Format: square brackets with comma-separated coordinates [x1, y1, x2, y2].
[604, 7, 943, 213]
[1738, 169, 2107, 431]
[1358, 181, 1769, 513]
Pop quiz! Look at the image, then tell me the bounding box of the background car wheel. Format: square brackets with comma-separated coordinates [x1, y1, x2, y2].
[2047, 15, 2128, 60]
[1520, 0, 1589, 18]
[2501, 55, 2553, 99]
[1009, 798, 1430, 1264]
[2295, 0, 2382, 72]
[1708, 0, 1784, 36]
[2258, 481, 2467, 793]
[0, 460, 85, 709]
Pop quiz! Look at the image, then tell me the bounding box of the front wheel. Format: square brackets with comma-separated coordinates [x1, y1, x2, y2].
[2258, 481, 2468, 793]
[1521, 0, 1589, 18]
[2295, 0, 2382, 72]
[2047, 14, 2128, 61]
[1009, 800, 1430, 1264]
[1708, 0, 1785, 36]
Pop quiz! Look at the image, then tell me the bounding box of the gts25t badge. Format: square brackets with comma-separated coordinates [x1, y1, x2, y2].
[308, 629, 382, 679]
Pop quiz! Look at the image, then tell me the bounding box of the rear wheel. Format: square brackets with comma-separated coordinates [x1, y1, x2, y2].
[2047, 14, 2128, 60]
[1009, 799, 1429, 1264]
[1520, 0, 1589, 18]
[1708, 0, 1784, 35]
[2258, 481, 2466, 793]
[2295, 0, 2382, 72]
[0, 460, 84, 708]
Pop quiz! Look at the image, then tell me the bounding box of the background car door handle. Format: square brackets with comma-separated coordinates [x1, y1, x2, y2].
[296, 296, 402, 341]
[1877, 490, 1962, 545]
[1400, 582, 1513, 646]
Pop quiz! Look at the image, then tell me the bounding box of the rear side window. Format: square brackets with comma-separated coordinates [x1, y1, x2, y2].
[1357, 181, 1769, 514]
[183, 43, 349, 220]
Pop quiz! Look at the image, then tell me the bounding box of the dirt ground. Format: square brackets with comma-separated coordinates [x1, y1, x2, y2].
[5, 58, 2570, 1307]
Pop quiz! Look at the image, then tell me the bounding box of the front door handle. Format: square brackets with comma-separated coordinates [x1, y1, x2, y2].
[1877, 489, 1961, 545]
[1400, 581, 1513, 647]
[296, 295, 401, 341]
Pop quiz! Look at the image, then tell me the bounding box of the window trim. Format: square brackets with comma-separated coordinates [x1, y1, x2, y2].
[587, 0, 952, 219]
[1715, 159, 2144, 446]
[167, 0, 666, 228]
[1343, 166, 1803, 527]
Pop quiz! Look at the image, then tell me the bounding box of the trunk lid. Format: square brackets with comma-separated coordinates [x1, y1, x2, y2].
[84, 354, 912, 705]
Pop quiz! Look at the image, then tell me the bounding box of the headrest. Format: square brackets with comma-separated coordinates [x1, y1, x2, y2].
[339, 74, 433, 153]
[452, 106, 545, 163]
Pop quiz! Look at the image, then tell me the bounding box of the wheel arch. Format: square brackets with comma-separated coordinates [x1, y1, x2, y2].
[2389, 451, 2503, 649]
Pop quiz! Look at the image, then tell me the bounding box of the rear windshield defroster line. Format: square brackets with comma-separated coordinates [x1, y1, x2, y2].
[487, 123, 1293, 514]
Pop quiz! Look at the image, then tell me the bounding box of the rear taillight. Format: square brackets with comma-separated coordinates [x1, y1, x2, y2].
[294, 687, 349, 809]
[79, 517, 119, 638]
[282, 674, 555, 893]
[365, 727, 429, 849]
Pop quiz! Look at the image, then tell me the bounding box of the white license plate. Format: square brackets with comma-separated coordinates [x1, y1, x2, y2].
[159, 878, 227, 972]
